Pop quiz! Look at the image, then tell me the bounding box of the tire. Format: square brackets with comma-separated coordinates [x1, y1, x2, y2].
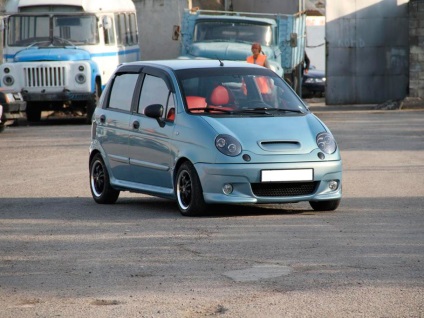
[309, 199, 341, 211]
[0, 123, 5, 133]
[175, 161, 207, 217]
[86, 81, 101, 124]
[26, 102, 42, 122]
[89, 153, 120, 204]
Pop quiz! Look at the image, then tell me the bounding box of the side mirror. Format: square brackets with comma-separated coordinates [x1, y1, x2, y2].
[172, 25, 180, 41]
[102, 16, 112, 30]
[145, 104, 166, 127]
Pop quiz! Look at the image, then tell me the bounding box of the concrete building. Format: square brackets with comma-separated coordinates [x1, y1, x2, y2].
[409, 0, 424, 99]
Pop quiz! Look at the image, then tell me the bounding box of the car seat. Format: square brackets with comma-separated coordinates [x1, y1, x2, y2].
[206, 85, 234, 107]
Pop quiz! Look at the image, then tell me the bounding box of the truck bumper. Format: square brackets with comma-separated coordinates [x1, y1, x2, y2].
[22, 91, 94, 102]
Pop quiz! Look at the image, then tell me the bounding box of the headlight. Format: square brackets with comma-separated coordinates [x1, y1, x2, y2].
[3, 75, 14, 86]
[316, 132, 337, 154]
[215, 134, 242, 157]
[75, 73, 86, 84]
[305, 77, 325, 83]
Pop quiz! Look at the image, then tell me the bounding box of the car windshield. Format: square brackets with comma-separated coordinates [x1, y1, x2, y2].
[176, 67, 307, 116]
[7, 14, 99, 47]
[193, 21, 274, 46]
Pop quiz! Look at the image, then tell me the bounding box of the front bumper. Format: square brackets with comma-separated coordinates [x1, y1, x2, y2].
[22, 90, 94, 102]
[195, 160, 342, 204]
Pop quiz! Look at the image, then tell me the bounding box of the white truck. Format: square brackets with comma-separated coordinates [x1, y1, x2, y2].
[0, 0, 140, 122]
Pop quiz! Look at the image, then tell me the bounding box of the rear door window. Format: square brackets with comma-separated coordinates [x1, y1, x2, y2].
[108, 73, 139, 111]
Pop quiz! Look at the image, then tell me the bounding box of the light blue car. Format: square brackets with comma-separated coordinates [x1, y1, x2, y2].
[89, 60, 342, 216]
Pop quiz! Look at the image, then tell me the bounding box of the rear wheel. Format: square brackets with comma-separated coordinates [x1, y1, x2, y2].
[89, 153, 120, 204]
[309, 199, 341, 211]
[0, 123, 5, 133]
[176, 161, 207, 217]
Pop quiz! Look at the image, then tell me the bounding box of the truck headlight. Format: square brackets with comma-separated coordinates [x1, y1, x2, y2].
[75, 73, 86, 84]
[3, 75, 15, 86]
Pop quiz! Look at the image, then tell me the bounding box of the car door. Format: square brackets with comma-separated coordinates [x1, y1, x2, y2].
[128, 68, 176, 191]
[97, 68, 141, 182]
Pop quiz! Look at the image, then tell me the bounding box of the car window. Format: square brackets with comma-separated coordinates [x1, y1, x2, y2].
[108, 73, 138, 111]
[176, 68, 306, 116]
[138, 74, 170, 115]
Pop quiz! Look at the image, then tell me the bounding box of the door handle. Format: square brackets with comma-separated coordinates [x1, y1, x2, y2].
[99, 114, 106, 124]
[132, 120, 140, 129]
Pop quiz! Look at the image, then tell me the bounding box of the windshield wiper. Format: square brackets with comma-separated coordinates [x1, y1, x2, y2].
[267, 108, 305, 114]
[237, 107, 304, 115]
[188, 106, 234, 114]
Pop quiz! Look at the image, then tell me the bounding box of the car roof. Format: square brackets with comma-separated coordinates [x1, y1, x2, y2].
[119, 59, 266, 72]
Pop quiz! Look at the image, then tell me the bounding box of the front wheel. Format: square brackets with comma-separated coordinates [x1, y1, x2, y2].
[26, 102, 42, 122]
[309, 199, 341, 211]
[86, 81, 101, 124]
[89, 153, 120, 204]
[175, 162, 207, 217]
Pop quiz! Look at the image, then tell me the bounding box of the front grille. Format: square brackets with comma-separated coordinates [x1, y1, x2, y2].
[251, 181, 318, 197]
[24, 66, 66, 87]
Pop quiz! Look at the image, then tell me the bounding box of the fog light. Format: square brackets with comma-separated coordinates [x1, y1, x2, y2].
[328, 180, 338, 191]
[222, 183, 233, 195]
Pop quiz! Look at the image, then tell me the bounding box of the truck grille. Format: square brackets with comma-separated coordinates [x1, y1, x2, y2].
[24, 66, 66, 87]
[251, 182, 318, 197]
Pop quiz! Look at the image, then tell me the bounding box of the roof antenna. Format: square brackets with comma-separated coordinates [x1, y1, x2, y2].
[218, 58, 224, 67]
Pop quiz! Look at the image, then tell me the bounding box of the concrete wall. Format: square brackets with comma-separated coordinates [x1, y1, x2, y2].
[133, 0, 225, 60]
[306, 16, 325, 71]
[133, 0, 188, 60]
[231, 0, 304, 14]
[326, 0, 409, 105]
[409, 0, 424, 98]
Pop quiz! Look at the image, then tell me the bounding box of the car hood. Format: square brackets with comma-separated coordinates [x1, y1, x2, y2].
[186, 42, 273, 61]
[202, 114, 326, 155]
[14, 48, 91, 62]
[305, 69, 325, 78]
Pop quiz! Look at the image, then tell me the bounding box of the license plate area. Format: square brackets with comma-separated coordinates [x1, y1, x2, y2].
[261, 169, 313, 182]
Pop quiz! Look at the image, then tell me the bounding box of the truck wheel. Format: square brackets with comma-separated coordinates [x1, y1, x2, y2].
[26, 102, 42, 122]
[86, 81, 101, 124]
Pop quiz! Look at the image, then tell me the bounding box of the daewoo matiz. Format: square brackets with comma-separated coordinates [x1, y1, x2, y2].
[89, 60, 342, 216]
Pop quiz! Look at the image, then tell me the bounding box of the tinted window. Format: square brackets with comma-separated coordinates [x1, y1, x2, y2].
[138, 75, 170, 114]
[108, 73, 138, 111]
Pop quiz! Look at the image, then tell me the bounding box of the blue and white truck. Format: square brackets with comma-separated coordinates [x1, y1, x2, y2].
[0, 0, 140, 122]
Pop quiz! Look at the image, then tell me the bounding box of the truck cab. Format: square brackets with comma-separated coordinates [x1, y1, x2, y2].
[178, 9, 306, 91]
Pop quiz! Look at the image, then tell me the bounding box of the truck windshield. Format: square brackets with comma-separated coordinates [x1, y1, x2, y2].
[193, 21, 273, 46]
[7, 14, 99, 47]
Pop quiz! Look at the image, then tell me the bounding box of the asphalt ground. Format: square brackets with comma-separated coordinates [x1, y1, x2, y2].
[305, 96, 424, 112]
